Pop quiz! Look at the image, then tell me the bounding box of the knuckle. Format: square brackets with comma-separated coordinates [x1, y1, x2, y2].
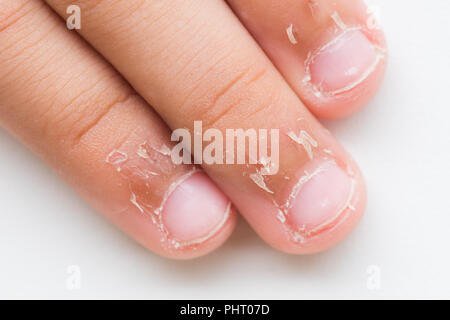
[186, 64, 276, 128]
[69, 92, 135, 147]
[39, 77, 134, 147]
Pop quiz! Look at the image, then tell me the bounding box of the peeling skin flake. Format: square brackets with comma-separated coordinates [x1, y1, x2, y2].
[105, 150, 128, 166]
[287, 130, 318, 160]
[249, 156, 277, 194]
[331, 11, 347, 30]
[136, 142, 150, 159]
[286, 24, 298, 45]
[138, 141, 172, 159]
[250, 172, 274, 194]
[130, 192, 144, 214]
[105, 150, 128, 172]
[258, 156, 277, 176]
[152, 144, 172, 156]
[293, 232, 306, 244]
[273, 200, 286, 223]
[277, 210, 286, 223]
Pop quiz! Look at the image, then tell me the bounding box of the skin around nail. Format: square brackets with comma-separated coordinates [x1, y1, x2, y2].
[102, 128, 236, 253]
[193, 97, 367, 254]
[228, 0, 388, 118]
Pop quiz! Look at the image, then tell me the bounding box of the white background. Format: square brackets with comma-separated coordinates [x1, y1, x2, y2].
[1, 0, 449, 299]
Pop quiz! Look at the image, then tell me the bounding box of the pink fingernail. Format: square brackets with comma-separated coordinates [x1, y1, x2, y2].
[308, 29, 379, 94]
[162, 172, 230, 243]
[288, 161, 353, 234]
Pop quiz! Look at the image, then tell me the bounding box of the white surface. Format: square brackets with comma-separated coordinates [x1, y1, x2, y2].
[1, 0, 449, 299]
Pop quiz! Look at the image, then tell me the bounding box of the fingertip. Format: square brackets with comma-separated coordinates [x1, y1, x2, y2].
[158, 206, 238, 260]
[126, 199, 238, 260]
[228, 0, 388, 119]
[273, 159, 367, 255]
[301, 28, 388, 119]
[158, 172, 237, 259]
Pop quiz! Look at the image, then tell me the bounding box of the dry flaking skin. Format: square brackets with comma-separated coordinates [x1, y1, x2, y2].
[248, 155, 279, 194]
[287, 130, 318, 160]
[245, 126, 360, 246]
[286, 24, 298, 45]
[105, 138, 226, 250]
[331, 11, 347, 31]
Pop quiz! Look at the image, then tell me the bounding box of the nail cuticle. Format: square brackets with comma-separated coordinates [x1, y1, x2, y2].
[275, 159, 358, 245]
[303, 27, 386, 97]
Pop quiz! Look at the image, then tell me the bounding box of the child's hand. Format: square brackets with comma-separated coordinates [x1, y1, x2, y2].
[0, 0, 386, 259]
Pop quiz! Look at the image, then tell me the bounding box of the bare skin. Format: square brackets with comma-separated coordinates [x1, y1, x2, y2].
[0, 0, 387, 259]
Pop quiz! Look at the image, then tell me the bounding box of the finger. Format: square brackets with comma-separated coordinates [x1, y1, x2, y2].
[45, 0, 366, 254]
[228, 0, 387, 119]
[0, 0, 236, 259]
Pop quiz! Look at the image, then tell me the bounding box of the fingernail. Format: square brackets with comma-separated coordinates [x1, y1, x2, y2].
[288, 161, 353, 233]
[162, 172, 230, 243]
[308, 29, 378, 94]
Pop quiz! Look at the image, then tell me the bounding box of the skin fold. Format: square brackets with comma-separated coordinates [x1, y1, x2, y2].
[0, 0, 386, 258]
